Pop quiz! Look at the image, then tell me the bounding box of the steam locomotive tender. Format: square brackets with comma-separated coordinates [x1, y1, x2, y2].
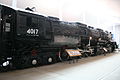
[0, 4, 117, 71]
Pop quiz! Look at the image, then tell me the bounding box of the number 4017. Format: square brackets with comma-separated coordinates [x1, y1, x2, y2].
[27, 29, 38, 34]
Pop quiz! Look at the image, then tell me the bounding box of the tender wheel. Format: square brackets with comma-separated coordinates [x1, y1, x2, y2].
[0, 61, 12, 72]
[45, 56, 56, 64]
[47, 57, 53, 64]
[0, 66, 9, 72]
[31, 58, 42, 66]
[16, 56, 30, 69]
[48, 57, 53, 63]
[31, 59, 37, 65]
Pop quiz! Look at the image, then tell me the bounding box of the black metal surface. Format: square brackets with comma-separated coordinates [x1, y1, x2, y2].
[0, 4, 117, 71]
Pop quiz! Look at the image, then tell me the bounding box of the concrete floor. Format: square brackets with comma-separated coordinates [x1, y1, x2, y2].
[0, 51, 120, 80]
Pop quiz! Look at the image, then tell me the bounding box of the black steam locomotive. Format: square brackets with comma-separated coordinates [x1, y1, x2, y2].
[0, 4, 117, 71]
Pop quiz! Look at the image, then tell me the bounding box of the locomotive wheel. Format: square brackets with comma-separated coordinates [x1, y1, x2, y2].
[61, 52, 69, 61]
[108, 47, 112, 53]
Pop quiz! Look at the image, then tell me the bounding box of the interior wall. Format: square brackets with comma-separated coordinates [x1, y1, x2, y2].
[0, 0, 120, 27]
[113, 24, 120, 48]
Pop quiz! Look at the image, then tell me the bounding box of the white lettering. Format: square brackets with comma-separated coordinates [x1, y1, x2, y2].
[27, 29, 39, 35]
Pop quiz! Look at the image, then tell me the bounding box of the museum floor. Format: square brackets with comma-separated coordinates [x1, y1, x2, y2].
[0, 51, 120, 80]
